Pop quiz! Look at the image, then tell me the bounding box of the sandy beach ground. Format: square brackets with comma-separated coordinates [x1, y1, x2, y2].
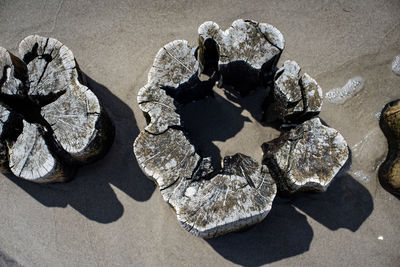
[0, 0, 399, 266]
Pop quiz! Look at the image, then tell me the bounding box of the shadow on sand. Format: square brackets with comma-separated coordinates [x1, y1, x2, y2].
[7, 74, 155, 223]
[207, 172, 373, 266]
[180, 89, 373, 265]
[7, 70, 374, 265]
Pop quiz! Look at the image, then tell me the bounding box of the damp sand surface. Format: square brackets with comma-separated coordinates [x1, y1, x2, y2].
[0, 0, 400, 266]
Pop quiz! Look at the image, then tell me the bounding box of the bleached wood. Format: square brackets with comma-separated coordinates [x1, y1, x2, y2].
[133, 22, 280, 238]
[0, 104, 11, 171]
[8, 121, 66, 183]
[137, 84, 180, 134]
[147, 40, 198, 89]
[134, 19, 347, 238]
[168, 154, 276, 238]
[198, 19, 284, 69]
[262, 118, 349, 193]
[272, 60, 323, 123]
[0, 35, 114, 183]
[0, 47, 26, 95]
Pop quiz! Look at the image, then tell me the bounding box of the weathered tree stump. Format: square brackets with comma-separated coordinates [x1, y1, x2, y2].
[379, 99, 400, 195]
[262, 118, 349, 194]
[197, 19, 284, 95]
[134, 20, 348, 237]
[0, 35, 114, 183]
[269, 60, 323, 124]
[134, 30, 277, 238]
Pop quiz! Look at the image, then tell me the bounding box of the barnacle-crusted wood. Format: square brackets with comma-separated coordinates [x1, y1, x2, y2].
[0, 35, 114, 183]
[168, 154, 276, 238]
[272, 60, 323, 123]
[197, 19, 284, 93]
[262, 118, 348, 193]
[379, 99, 400, 195]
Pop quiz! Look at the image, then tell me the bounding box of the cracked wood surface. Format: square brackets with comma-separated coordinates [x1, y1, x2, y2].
[0, 35, 114, 182]
[197, 19, 284, 94]
[198, 19, 284, 69]
[272, 60, 323, 123]
[133, 19, 349, 238]
[262, 118, 349, 193]
[134, 21, 280, 237]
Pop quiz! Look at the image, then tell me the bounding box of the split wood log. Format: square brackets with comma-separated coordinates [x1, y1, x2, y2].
[270, 60, 323, 124]
[262, 118, 349, 194]
[197, 19, 284, 95]
[378, 99, 400, 195]
[0, 35, 114, 183]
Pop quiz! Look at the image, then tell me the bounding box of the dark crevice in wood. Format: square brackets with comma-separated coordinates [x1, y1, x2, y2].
[161, 71, 216, 105]
[22, 42, 39, 64]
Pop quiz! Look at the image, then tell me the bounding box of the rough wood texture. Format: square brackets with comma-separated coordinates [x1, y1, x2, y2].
[0, 104, 11, 172]
[0, 35, 114, 183]
[134, 20, 347, 238]
[168, 154, 276, 238]
[134, 24, 278, 238]
[378, 99, 400, 195]
[262, 118, 349, 194]
[197, 19, 284, 94]
[271, 60, 323, 123]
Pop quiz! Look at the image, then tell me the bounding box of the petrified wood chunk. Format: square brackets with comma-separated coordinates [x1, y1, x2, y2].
[379, 99, 400, 195]
[262, 118, 349, 194]
[0, 35, 114, 183]
[270, 60, 323, 123]
[197, 19, 284, 95]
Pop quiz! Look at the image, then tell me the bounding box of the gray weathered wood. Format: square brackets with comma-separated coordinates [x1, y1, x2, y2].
[198, 19, 284, 70]
[271, 60, 323, 123]
[168, 154, 276, 238]
[0, 104, 11, 172]
[197, 19, 285, 94]
[133, 28, 278, 238]
[0, 35, 114, 183]
[8, 121, 67, 183]
[134, 20, 349, 238]
[262, 118, 349, 193]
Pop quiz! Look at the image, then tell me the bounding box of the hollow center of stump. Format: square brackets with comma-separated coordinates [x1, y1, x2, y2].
[178, 86, 280, 170]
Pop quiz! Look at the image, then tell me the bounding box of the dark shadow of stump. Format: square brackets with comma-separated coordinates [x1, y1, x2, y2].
[178, 92, 250, 170]
[207, 197, 313, 266]
[6, 74, 155, 223]
[292, 173, 374, 232]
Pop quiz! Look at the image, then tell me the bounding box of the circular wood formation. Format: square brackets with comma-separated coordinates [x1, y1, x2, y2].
[0, 35, 114, 183]
[133, 19, 349, 238]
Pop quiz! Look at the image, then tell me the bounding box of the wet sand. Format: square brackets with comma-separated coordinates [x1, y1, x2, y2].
[0, 0, 399, 266]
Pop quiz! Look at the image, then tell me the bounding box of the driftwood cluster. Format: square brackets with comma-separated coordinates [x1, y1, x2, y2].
[0, 35, 114, 183]
[134, 20, 349, 238]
